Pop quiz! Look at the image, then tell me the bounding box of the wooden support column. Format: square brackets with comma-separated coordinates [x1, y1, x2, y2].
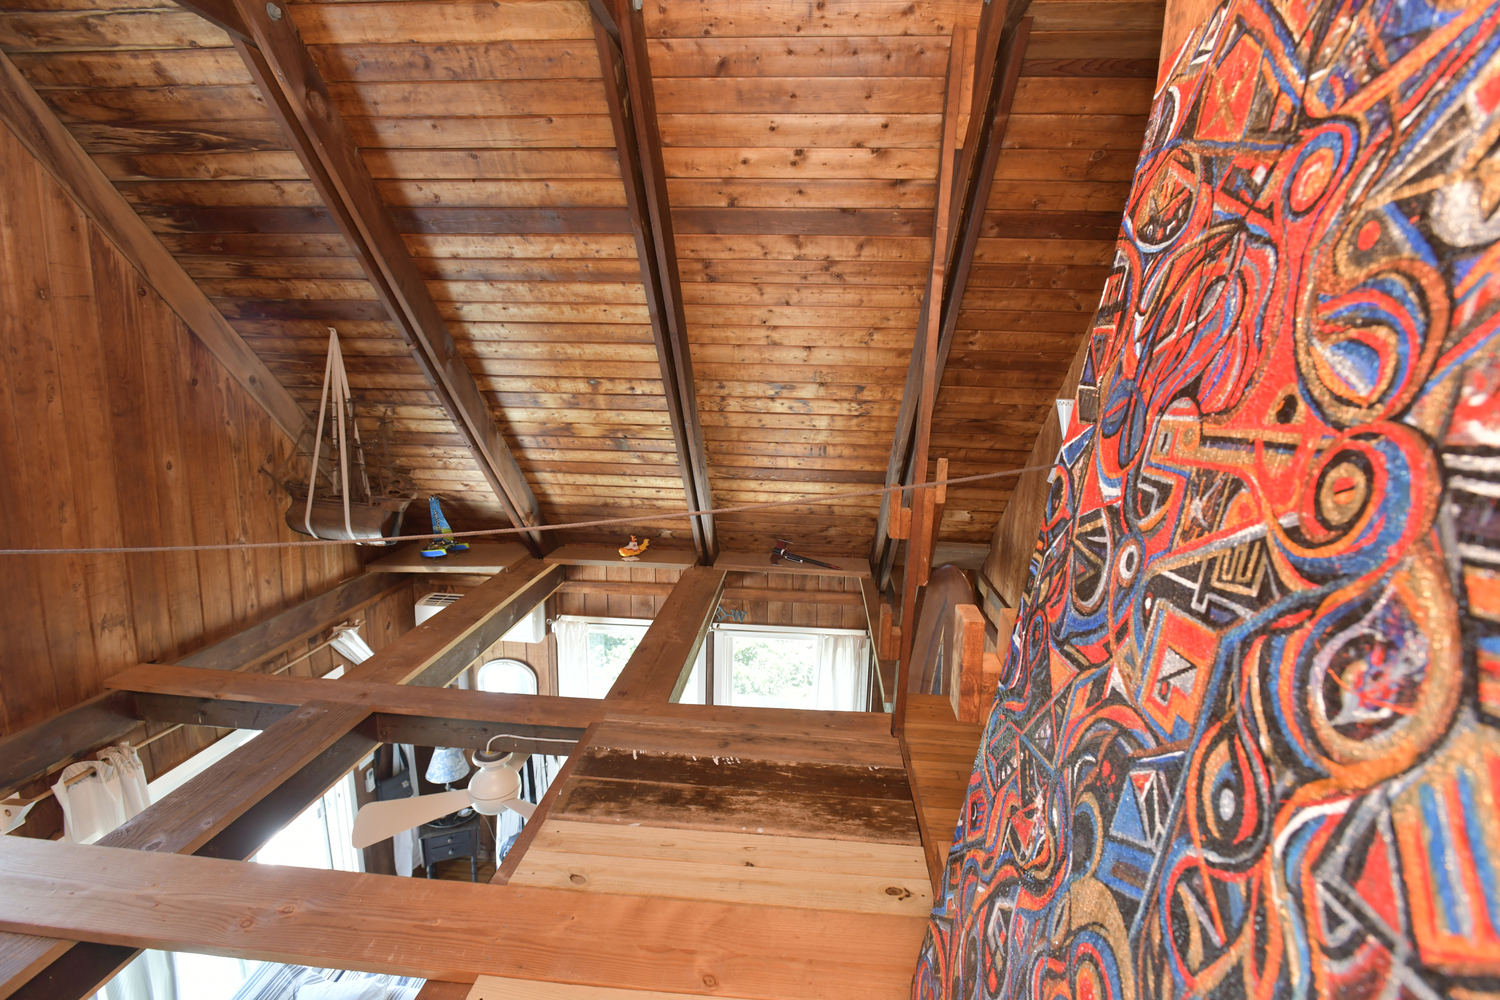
[604, 565, 726, 707]
[590, 0, 716, 563]
[172, 0, 547, 551]
[870, 7, 1036, 588]
[342, 560, 562, 687]
[0, 50, 308, 443]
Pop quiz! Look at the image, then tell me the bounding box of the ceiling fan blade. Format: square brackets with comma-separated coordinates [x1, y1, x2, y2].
[498, 798, 536, 820]
[351, 788, 470, 849]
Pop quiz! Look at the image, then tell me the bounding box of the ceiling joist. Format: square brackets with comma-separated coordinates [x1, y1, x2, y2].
[590, 0, 717, 564]
[172, 0, 548, 552]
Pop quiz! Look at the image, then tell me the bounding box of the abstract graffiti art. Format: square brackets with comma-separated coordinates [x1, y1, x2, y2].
[914, 0, 1500, 996]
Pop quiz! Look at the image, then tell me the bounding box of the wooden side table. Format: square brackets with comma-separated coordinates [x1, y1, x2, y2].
[419, 813, 481, 882]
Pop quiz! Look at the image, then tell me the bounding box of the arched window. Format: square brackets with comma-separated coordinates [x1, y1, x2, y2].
[476, 658, 538, 695]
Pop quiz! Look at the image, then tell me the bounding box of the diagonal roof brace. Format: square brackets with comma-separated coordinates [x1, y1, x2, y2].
[174, 0, 549, 555]
[590, 0, 718, 565]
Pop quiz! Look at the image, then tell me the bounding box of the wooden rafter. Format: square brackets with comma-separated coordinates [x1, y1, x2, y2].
[590, 0, 717, 563]
[870, 5, 1037, 588]
[0, 50, 309, 444]
[170, 0, 548, 552]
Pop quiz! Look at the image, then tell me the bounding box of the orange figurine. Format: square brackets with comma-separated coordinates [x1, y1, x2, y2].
[618, 536, 650, 560]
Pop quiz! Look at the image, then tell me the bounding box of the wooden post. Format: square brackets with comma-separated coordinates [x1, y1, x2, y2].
[893, 32, 967, 737]
[947, 605, 1000, 724]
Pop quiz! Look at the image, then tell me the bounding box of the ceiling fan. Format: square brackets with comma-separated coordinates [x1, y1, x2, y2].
[350, 746, 535, 849]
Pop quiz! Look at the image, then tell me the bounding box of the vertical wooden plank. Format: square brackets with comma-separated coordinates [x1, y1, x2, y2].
[0, 127, 61, 732]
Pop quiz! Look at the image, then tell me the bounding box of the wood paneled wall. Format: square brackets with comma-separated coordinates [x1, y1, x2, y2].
[0, 116, 364, 740]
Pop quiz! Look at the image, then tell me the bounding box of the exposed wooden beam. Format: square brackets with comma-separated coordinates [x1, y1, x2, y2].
[870, 8, 1036, 589]
[105, 664, 898, 740]
[112, 664, 597, 752]
[590, 0, 716, 563]
[176, 572, 407, 671]
[0, 559, 559, 998]
[341, 559, 563, 687]
[0, 836, 927, 1000]
[0, 573, 405, 799]
[170, 0, 547, 550]
[0, 693, 138, 799]
[0, 702, 375, 1000]
[0, 50, 308, 443]
[604, 565, 726, 707]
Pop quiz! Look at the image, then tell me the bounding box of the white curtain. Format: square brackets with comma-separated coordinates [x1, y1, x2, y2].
[552, 618, 591, 697]
[815, 634, 870, 711]
[56, 747, 174, 1000]
[713, 629, 870, 712]
[392, 744, 422, 878]
[53, 746, 149, 845]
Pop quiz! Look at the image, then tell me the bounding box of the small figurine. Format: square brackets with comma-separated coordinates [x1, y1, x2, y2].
[618, 535, 650, 560]
[421, 497, 469, 558]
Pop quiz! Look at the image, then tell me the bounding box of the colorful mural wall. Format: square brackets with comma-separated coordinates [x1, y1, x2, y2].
[915, 0, 1500, 996]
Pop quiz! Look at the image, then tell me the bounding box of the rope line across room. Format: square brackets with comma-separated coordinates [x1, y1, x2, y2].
[0, 463, 1054, 556]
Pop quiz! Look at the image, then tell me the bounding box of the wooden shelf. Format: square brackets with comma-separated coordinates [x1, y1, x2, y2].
[543, 544, 699, 569]
[365, 542, 530, 575]
[713, 551, 871, 578]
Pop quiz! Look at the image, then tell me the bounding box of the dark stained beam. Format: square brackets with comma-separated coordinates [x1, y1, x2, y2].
[590, 0, 716, 564]
[172, 0, 547, 552]
[0, 50, 309, 443]
[176, 572, 407, 670]
[0, 692, 138, 798]
[4, 706, 378, 1000]
[871, 7, 1036, 590]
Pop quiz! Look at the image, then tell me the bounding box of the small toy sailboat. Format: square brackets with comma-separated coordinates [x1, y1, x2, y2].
[618, 536, 650, 560]
[421, 497, 469, 558]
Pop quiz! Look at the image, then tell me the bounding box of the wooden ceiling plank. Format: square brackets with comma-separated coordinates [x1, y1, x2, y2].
[0, 49, 310, 444]
[171, 0, 548, 549]
[591, 0, 716, 563]
[870, 6, 1035, 589]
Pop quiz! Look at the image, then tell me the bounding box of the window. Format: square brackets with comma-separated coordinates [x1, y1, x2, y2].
[554, 616, 706, 702]
[554, 617, 648, 698]
[477, 658, 538, 695]
[711, 625, 870, 711]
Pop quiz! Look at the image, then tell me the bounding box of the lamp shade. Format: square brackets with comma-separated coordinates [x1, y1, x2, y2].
[425, 747, 471, 785]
